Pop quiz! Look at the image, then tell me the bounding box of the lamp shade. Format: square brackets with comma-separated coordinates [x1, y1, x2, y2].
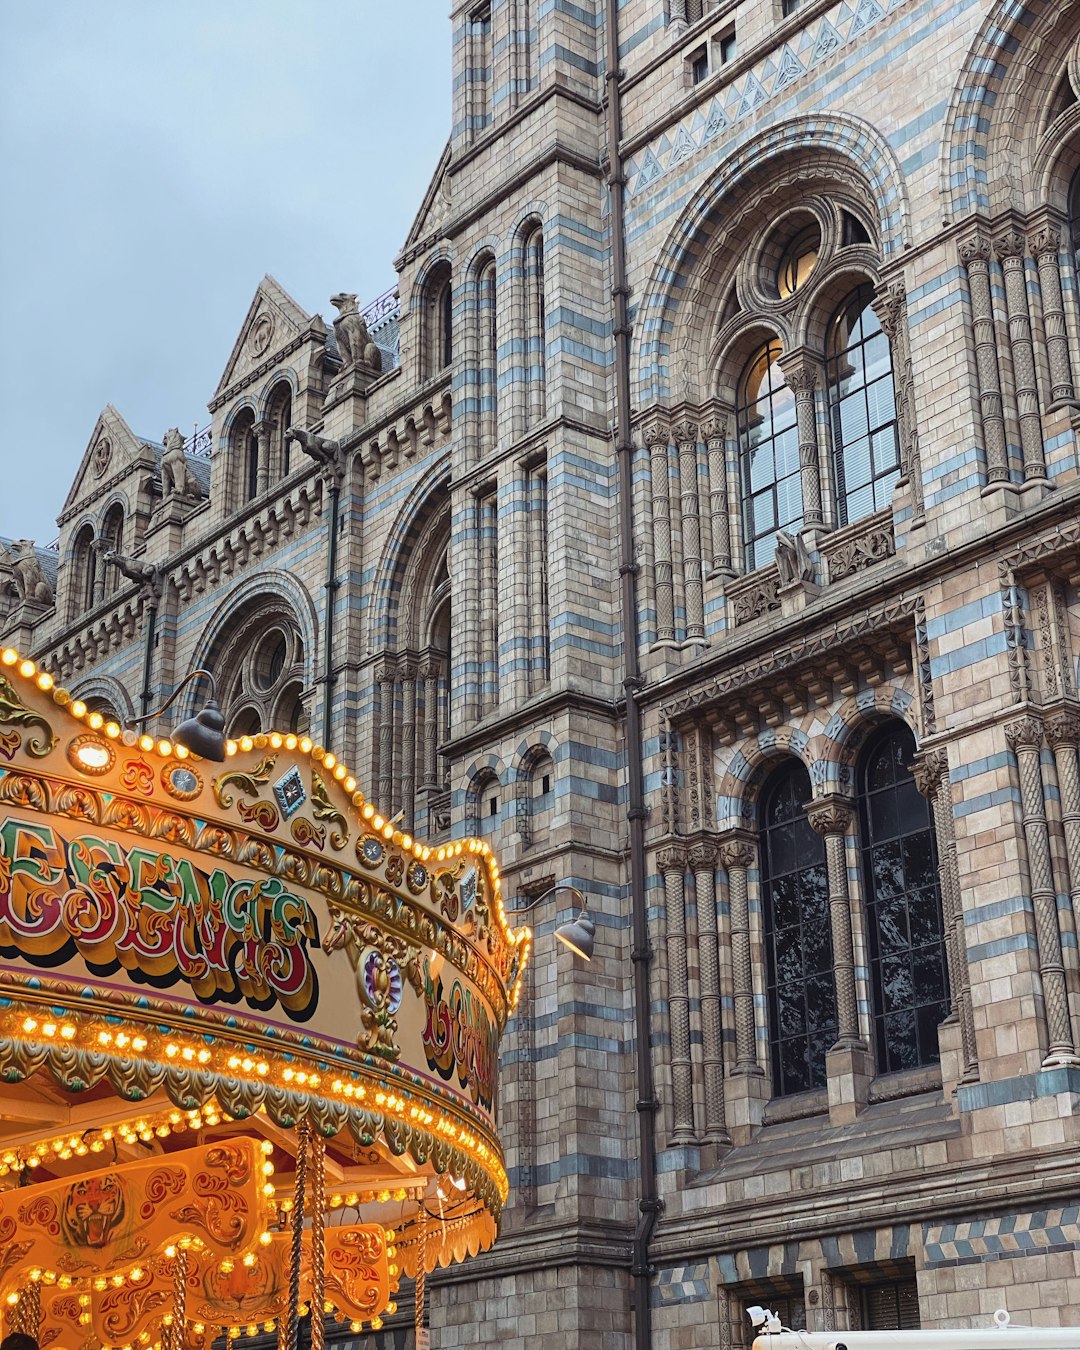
[171, 698, 227, 761]
[554, 911, 595, 961]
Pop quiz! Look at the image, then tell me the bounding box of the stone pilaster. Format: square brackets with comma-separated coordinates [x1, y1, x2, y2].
[1029, 225, 1076, 408]
[659, 844, 695, 1144]
[995, 231, 1047, 484]
[959, 234, 1010, 485]
[644, 415, 676, 646]
[701, 412, 733, 576]
[872, 278, 926, 521]
[718, 829, 765, 1142]
[689, 840, 729, 1148]
[782, 360, 823, 528]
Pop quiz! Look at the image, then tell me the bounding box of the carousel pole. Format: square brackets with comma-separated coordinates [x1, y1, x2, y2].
[309, 1128, 327, 1350]
[414, 1207, 428, 1349]
[167, 1246, 189, 1350]
[284, 1113, 310, 1350]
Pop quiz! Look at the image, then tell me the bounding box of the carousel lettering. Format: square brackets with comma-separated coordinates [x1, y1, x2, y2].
[0, 817, 319, 1019]
[422, 970, 496, 1112]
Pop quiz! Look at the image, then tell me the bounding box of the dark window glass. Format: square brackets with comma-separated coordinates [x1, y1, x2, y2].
[862, 1279, 921, 1330]
[441, 281, 454, 367]
[782, 0, 803, 15]
[857, 723, 947, 1072]
[760, 762, 835, 1097]
[718, 30, 737, 63]
[827, 285, 899, 525]
[738, 340, 801, 571]
[691, 48, 708, 83]
[246, 430, 259, 501]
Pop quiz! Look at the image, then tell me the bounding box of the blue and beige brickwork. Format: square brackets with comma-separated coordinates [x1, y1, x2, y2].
[3, 0, 1080, 1345]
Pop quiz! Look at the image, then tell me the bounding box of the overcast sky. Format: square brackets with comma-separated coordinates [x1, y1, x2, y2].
[0, 2, 450, 544]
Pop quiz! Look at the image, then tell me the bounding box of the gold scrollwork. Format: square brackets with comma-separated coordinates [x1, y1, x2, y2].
[213, 755, 277, 810]
[310, 771, 349, 849]
[0, 674, 57, 758]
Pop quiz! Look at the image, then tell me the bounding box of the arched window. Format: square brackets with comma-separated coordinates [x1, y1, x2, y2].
[1069, 167, 1080, 261]
[99, 503, 124, 597]
[759, 761, 835, 1097]
[738, 340, 800, 571]
[477, 256, 497, 454]
[70, 524, 97, 618]
[230, 407, 258, 504]
[527, 750, 554, 847]
[424, 262, 454, 376]
[215, 609, 306, 736]
[827, 285, 899, 525]
[266, 382, 292, 479]
[523, 225, 546, 425]
[857, 723, 947, 1072]
[471, 771, 501, 839]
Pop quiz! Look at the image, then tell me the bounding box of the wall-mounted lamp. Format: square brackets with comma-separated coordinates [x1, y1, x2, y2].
[133, 669, 227, 762]
[510, 884, 596, 961]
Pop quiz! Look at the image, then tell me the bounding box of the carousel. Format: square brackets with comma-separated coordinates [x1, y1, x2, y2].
[0, 647, 530, 1349]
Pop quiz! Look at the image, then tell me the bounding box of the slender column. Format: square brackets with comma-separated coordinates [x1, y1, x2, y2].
[526, 230, 546, 426]
[1030, 226, 1076, 406]
[996, 231, 1047, 481]
[669, 0, 688, 28]
[1005, 717, 1078, 1064]
[806, 796, 862, 1049]
[399, 661, 417, 829]
[690, 840, 729, 1144]
[1045, 712, 1080, 989]
[674, 416, 705, 643]
[644, 416, 676, 644]
[478, 489, 499, 713]
[719, 831, 761, 1076]
[254, 419, 273, 496]
[659, 845, 695, 1143]
[701, 413, 732, 576]
[782, 361, 823, 527]
[959, 234, 1010, 483]
[421, 657, 440, 787]
[376, 662, 396, 812]
[872, 279, 926, 520]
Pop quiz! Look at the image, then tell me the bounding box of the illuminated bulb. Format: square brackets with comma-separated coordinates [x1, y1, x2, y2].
[260, 1138, 274, 1155]
[86, 711, 104, 730]
[270, 733, 282, 748]
[75, 740, 111, 770]
[19, 659, 35, 678]
[259, 1231, 273, 1245]
[226, 740, 238, 756]
[158, 739, 172, 756]
[175, 744, 189, 759]
[363, 803, 375, 819]
[1, 649, 16, 666]
[240, 736, 254, 752]
[300, 736, 313, 753]
[243, 1252, 257, 1268]
[345, 776, 356, 792]
[372, 814, 384, 829]
[139, 734, 154, 752]
[36, 672, 53, 690]
[285, 734, 297, 750]
[333, 763, 346, 780]
[219, 1259, 234, 1274]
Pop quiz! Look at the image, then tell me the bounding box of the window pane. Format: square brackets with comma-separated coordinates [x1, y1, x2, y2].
[739, 339, 804, 568]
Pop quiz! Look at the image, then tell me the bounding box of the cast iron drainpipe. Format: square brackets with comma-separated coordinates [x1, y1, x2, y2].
[321, 472, 341, 745]
[139, 599, 158, 720]
[605, 6, 661, 1350]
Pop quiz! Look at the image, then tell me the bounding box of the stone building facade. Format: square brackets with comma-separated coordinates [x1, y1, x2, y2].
[4, 0, 1080, 1345]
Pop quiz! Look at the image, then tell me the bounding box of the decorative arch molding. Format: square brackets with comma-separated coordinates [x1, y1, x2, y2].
[219, 398, 259, 448]
[716, 730, 813, 832]
[809, 688, 919, 794]
[185, 569, 319, 717]
[461, 755, 507, 837]
[940, 0, 1080, 219]
[255, 366, 299, 417]
[510, 730, 560, 783]
[633, 114, 909, 405]
[69, 673, 136, 723]
[368, 467, 451, 653]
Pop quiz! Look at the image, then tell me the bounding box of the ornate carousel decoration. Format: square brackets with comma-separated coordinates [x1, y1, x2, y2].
[0, 646, 531, 1349]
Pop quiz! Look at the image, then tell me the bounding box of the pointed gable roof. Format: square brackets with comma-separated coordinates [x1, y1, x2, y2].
[213, 275, 314, 400]
[60, 405, 158, 519]
[400, 141, 453, 258]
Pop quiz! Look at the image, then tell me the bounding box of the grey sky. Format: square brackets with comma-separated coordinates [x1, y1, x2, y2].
[0, 1, 450, 544]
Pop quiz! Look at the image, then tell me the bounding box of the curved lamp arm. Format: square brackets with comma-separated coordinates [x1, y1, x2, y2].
[507, 884, 595, 961]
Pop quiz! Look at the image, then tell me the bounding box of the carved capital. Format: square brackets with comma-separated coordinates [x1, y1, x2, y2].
[1046, 712, 1080, 751]
[994, 229, 1026, 262]
[419, 657, 442, 682]
[958, 233, 991, 266]
[398, 660, 417, 683]
[871, 280, 906, 339]
[1028, 225, 1062, 260]
[374, 662, 397, 686]
[688, 840, 718, 871]
[1005, 715, 1044, 753]
[641, 416, 670, 450]
[911, 749, 949, 798]
[671, 416, 698, 448]
[657, 844, 688, 874]
[699, 413, 727, 444]
[717, 830, 755, 872]
[781, 362, 817, 396]
[805, 794, 854, 837]
[253, 419, 273, 444]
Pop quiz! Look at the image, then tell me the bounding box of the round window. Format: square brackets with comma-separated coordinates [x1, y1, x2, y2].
[252, 629, 289, 692]
[777, 225, 820, 298]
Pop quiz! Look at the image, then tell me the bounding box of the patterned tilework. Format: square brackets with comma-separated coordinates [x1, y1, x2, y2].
[924, 1208, 1080, 1267]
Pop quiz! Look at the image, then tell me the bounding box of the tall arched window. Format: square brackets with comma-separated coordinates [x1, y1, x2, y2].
[477, 256, 497, 454]
[759, 761, 835, 1097]
[738, 340, 800, 571]
[1069, 167, 1080, 262]
[266, 382, 292, 479]
[99, 503, 124, 598]
[230, 407, 258, 504]
[857, 723, 947, 1072]
[424, 262, 454, 376]
[523, 225, 546, 425]
[827, 286, 899, 525]
[70, 524, 97, 618]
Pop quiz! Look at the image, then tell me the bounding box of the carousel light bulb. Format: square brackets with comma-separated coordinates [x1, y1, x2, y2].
[4, 1293, 16, 1307]
[22, 1017, 36, 1032]
[323, 753, 336, 769]
[240, 736, 254, 752]
[334, 763, 346, 780]
[263, 1323, 275, 1334]
[105, 720, 121, 738]
[139, 734, 154, 752]
[350, 1323, 361, 1334]
[259, 1232, 273, 1245]
[87, 711, 104, 730]
[1, 649, 16, 666]
[270, 734, 282, 749]
[243, 1252, 257, 1268]
[19, 659, 36, 678]
[220, 1259, 234, 1274]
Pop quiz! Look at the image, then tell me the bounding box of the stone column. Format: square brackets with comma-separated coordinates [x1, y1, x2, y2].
[644, 416, 676, 645]
[1046, 712, 1080, 983]
[659, 845, 695, 1144]
[254, 419, 273, 496]
[376, 662, 396, 813]
[690, 840, 730, 1146]
[913, 748, 978, 1085]
[421, 657, 441, 788]
[719, 831, 760, 1076]
[1005, 716, 1079, 1065]
[669, 0, 688, 29]
[674, 415, 705, 644]
[996, 231, 1047, 482]
[872, 279, 926, 521]
[782, 361, 823, 528]
[399, 661, 417, 829]
[1030, 225, 1076, 408]
[701, 413, 733, 575]
[806, 796, 861, 1049]
[959, 235, 1010, 484]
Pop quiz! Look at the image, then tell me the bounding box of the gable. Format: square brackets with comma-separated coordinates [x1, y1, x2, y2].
[60, 405, 158, 519]
[401, 141, 453, 254]
[213, 275, 313, 399]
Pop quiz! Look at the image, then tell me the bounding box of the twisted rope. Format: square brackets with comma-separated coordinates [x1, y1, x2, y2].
[284, 1113, 310, 1350]
[310, 1127, 327, 1350]
[414, 1206, 428, 1346]
[169, 1246, 189, 1350]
